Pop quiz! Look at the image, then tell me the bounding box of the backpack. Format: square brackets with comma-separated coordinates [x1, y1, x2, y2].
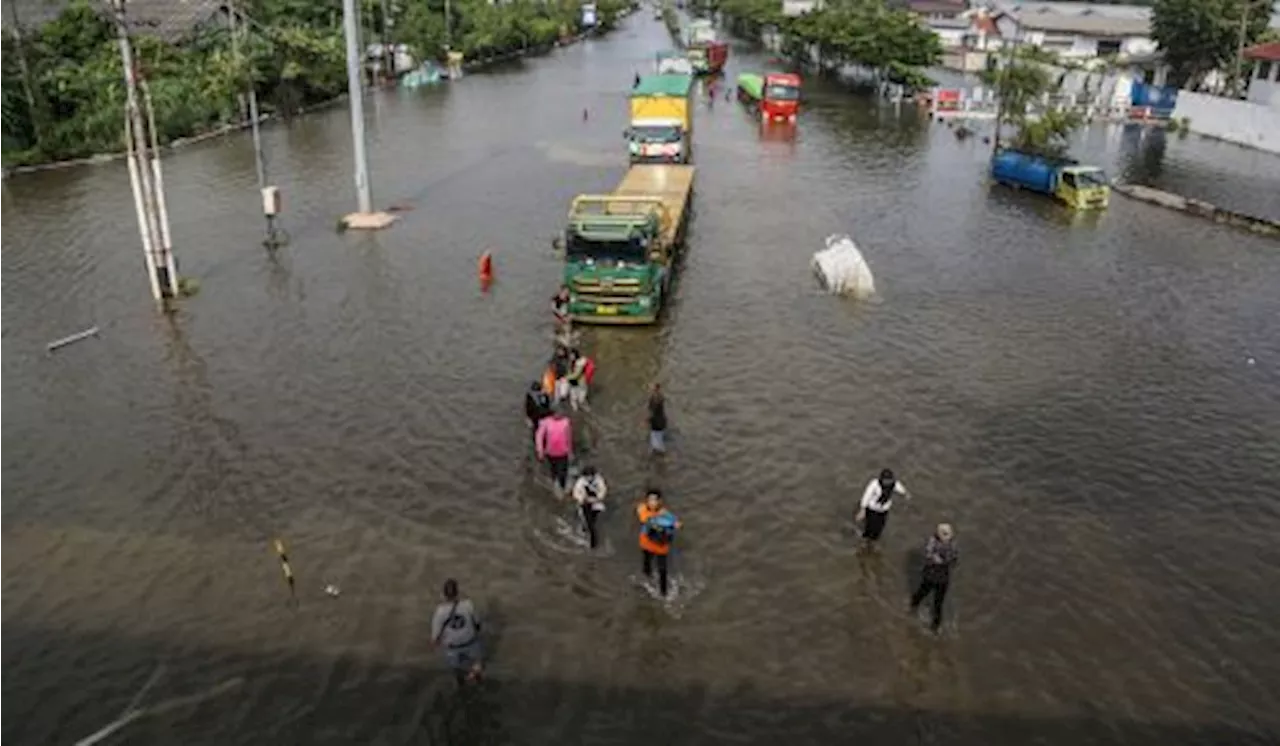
[644, 512, 678, 545]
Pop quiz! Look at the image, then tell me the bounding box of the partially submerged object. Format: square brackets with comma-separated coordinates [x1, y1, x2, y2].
[812, 234, 876, 299]
[47, 326, 100, 353]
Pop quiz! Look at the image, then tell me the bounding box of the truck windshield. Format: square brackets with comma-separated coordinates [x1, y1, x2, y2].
[631, 125, 682, 144]
[687, 49, 706, 60]
[567, 234, 648, 264]
[1076, 170, 1109, 188]
[765, 84, 800, 101]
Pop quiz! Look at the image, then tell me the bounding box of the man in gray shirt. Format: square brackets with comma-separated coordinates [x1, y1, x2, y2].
[431, 579, 484, 685]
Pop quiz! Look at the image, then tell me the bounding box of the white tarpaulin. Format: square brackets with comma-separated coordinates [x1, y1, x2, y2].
[811, 234, 876, 299]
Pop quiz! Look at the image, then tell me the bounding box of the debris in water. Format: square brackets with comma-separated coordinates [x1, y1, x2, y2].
[811, 234, 877, 300]
[325, 584, 341, 597]
[46, 326, 100, 353]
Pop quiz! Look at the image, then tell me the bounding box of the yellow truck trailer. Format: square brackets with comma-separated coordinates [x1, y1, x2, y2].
[562, 165, 695, 324]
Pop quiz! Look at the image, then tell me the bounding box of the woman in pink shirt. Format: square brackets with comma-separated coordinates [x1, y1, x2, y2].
[535, 408, 574, 493]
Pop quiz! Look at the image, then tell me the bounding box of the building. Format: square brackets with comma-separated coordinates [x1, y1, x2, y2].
[1244, 41, 1280, 108]
[781, 0, 823, 17]
[13, 0, 238, 40]
[992, 2, 1154, 61]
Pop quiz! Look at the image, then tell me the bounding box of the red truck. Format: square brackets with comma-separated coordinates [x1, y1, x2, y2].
[687, 41, 729, 75]
[736, 72, 802, 124]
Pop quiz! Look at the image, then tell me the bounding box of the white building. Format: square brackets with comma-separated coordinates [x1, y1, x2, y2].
[1244, 42, 1280, 108]
[992, 2, 1154, 61]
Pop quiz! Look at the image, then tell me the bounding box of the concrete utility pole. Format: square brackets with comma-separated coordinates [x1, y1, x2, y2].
[111, 0, 180, 301]
[1232, 0, 1255, 98]
[340, 0, 395, 229]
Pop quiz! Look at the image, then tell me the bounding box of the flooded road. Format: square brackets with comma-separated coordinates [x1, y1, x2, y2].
[4, 14, 1280, 746]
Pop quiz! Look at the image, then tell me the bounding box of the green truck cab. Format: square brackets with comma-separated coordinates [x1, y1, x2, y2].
[562, 165, 695, 325]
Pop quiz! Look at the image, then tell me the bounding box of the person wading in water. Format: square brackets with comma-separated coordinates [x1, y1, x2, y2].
[431, 579, 485, 686]
[636, 489, 681, 598]
[570, 465, 608, 549]
[855, 468, 909, 549]
[525, 380, 551, 446]
[910, 523, 958, 634]
[646, 383, 668, 455]
[536, 406, 574, 494]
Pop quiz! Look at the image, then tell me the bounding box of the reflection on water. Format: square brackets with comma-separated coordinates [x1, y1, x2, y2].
[4, 14, 1280, 746]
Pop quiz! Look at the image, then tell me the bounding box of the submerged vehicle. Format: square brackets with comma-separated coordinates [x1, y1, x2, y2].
[737, 72, 802, 123]
[562, 165, 695, 324]
[990, 149, 1110, 210]
[627, 74, 694, 164]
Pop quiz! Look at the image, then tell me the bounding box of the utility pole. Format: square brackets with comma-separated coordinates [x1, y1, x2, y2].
[228, 2, 283, 246]
[111, 0, 179, 301]
[380, 0, 394, 84]
[1233, 0, 1253, 98]
[340, 0, 394, 228]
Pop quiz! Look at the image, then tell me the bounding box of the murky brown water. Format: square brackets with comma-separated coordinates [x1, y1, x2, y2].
[4, 15, 1280, 746]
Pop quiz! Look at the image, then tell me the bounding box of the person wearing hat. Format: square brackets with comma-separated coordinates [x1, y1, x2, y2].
[855, 468, 910, 547]
[910, 523, 959, 634]
[430, 579, 484, 685]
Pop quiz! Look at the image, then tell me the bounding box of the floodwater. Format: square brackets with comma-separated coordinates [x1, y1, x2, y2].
[4, 14, 1280, 746]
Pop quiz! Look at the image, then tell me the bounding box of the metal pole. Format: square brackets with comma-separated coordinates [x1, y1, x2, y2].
[380, 0, 394, 82]
[112, 0, 170, 301]
[445, 0, 452, 49]
[343, 0, 374, 214]
[1233, 1, 1251, 97]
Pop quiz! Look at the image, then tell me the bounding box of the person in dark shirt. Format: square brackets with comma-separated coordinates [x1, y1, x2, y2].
[525, 380, 551, 444]
[647, 382, 667, 454]
[910, 523, 959, 634]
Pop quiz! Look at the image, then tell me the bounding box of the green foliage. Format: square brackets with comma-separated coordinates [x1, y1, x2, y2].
[716, 0, 941, 89]
[1152, 0, 1270, 89]
[3, 0, 619, 167]
[980, 49, 1083, 159]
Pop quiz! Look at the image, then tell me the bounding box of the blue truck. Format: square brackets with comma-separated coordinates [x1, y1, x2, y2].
[990, 149, 1110, 210]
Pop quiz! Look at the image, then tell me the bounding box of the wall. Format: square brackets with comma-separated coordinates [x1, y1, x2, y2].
[1172, 90, 1280, 153]
[1247, 60, 1280, 108]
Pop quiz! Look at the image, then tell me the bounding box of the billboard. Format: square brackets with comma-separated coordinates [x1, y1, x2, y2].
[581, 3, 597, 27]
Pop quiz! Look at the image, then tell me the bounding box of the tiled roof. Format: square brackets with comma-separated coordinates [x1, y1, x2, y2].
[1244, 41, 1280, 63]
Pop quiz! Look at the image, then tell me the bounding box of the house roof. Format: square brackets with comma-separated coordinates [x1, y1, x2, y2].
[906, 0, 967, 15]
[1244, 41, 1280, 63]
[7, 0, 235, 42]
[996, 2, 1151, 38]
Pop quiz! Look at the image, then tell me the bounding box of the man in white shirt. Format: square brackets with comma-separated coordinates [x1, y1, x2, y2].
[855, 468, 909, 547]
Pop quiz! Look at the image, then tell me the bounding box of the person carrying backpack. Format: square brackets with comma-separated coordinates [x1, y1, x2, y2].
[430, 579, 484, 686]
[636, 489, 681, 598]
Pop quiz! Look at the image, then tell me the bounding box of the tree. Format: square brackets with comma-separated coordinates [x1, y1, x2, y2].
[1151, 0, 1270, 89]
[980, 49, 1083, 160]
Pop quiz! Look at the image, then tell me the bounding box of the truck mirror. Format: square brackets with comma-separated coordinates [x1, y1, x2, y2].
[622, 128, 631, 139]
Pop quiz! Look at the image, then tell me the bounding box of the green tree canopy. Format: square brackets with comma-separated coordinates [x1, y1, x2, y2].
[1151, 0, 1271, 89]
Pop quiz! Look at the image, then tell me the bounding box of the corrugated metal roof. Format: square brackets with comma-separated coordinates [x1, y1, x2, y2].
[632, 74, 694, 97]
[995, 2, 1152, 37]
[4, 0, 290, 42]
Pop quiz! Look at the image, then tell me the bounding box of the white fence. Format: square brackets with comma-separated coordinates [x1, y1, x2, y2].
[1171, 91, 1280, 154]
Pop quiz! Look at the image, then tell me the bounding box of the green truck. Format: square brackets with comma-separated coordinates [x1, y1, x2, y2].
[562, 164, 696, 324]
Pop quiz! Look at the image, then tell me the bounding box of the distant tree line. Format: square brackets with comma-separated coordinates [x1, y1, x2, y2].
[1, 0, 630, 167]
[698, 0, 942, 89]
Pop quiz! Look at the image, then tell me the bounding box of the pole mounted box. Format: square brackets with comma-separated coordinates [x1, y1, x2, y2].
[262, 186, 281, 217]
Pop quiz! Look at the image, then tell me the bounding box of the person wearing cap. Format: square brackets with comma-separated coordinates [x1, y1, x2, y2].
[910, 523, 959, 634]
[430, 579, 484, 685]
[855, 468, 910, 547]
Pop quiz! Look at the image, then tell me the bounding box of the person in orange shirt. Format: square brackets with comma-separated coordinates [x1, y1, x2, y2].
[636, 489, 681, 599]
